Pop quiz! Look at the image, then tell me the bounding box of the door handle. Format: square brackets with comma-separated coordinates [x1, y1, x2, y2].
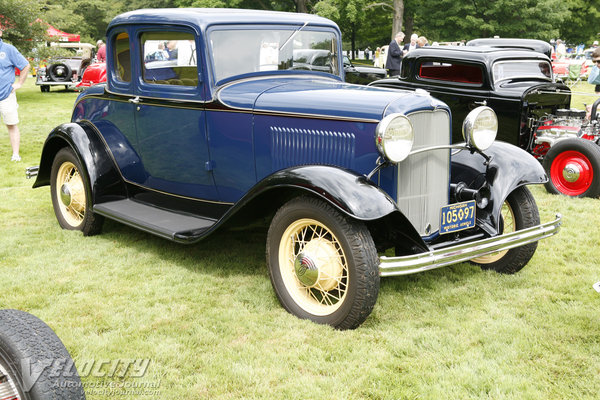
[473, 100, 487, 106]
[129, 96, 140, 104]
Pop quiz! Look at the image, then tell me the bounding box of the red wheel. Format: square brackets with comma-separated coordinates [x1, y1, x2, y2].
[543, 139, 600, 198]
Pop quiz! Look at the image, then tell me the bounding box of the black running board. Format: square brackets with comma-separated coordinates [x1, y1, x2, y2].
[93, 199, 216, 243]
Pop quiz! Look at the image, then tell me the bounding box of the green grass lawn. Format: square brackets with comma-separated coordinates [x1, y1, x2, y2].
[1, 79, 599, 399]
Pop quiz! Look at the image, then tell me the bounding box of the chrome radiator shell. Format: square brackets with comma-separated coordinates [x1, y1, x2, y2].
[396, 110, 451, 236]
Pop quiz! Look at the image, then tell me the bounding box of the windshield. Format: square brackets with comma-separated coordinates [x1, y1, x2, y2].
[492, 60, 552, 83]
[209, 27, 340, 83]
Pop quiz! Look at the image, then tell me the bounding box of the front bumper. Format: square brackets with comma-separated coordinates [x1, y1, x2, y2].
[379, 214, 562, 277]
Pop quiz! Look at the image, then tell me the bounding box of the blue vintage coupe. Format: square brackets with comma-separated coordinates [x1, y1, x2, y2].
[28, 9, 561, 329]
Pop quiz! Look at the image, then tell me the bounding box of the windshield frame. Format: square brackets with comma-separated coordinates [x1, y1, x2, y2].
[206, 24, 342, 86]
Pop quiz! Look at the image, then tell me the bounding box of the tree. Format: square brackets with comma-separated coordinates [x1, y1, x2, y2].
[0, 0, 46, 52]
[413, 0, 569, 42]
[559, 0, 600, 44]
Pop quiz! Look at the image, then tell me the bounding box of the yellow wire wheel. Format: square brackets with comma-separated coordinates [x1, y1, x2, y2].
[55, 161, 87, 228]
[50, 147, 104, 235]
[471, 201, 515, 264]
[267, 196, 379, 329]
[470, 186, 540, 274]
[278, 218, 349, 316]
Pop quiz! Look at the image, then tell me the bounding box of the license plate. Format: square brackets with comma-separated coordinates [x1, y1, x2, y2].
[440, 201, 476, 234]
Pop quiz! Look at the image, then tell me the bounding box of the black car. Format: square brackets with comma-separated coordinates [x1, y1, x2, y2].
[343, 55, 386, 84]
[370, 46, 600, 198]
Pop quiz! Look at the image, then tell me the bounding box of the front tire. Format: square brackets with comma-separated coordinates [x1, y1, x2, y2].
[267, 196, 379, 330]
[471, 186, 540, 274]
[50, 147, 103, 236]
[0, 309, 86, 399]
[542, 138, 600, 198]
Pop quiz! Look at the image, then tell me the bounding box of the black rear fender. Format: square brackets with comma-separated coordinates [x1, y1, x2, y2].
[33, 122, 126, 204]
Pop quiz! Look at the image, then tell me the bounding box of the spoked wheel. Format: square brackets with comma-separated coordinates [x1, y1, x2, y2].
[0, 309, 86, 399]
[471, 186, 540, 274]
[267, 196, 379, 330]
[50, 147, 103, 235]
[543, 138, 600, 198]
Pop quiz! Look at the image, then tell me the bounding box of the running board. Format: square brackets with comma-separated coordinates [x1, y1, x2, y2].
[93, 199, 216, 243]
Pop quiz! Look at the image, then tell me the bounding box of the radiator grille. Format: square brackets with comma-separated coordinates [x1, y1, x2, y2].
[270, 127, 355, 170]
[397, 110, 451, 236]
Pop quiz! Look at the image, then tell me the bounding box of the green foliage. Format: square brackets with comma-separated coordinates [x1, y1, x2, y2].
[559, 0, 600, 44]
[411, 0, 569, 42]
[0, 0, 46, 52]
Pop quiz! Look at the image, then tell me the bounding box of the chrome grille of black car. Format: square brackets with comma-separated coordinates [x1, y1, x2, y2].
[397, 110, 451, 236]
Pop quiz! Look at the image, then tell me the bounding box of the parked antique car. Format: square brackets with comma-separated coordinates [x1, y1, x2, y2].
[343, 55, 387, 84]
[27, 9, 561, 329]
[36, 42, 95, 92]
[370, 45, 600, 198]
[76, 61, 106, 89]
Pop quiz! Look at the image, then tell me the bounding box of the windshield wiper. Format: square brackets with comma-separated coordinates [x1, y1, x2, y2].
[279, 21, 309, 51]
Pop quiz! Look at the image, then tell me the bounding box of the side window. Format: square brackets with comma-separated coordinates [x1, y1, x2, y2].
[418, 61, 483, 85]
[141, 32, 198, 86]
[114, 32, 131, 82]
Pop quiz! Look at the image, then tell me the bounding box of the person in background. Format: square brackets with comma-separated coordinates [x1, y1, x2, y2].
[417, 36, 428, 47]
[555, 39, 566, 59]
[0, 28, 30, 162]
[374, 47, 381, 68]
[403, 34, 419, 54]
[590, 47, 600, 94]
[96, 40, 106, 62]
[386, 31, 404, 77]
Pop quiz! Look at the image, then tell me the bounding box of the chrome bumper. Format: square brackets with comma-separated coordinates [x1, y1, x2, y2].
[25, 166, 39, 179]
[379, 214, 562, 277]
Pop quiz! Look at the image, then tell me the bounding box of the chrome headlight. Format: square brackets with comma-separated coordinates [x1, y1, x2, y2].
[375, 114, 414, 163]
[462, 106, 497, 151]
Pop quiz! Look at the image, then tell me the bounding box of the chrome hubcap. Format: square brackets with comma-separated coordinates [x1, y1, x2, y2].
[562, 163, 581, 183]
[0, 361, 21, 400]
[60, 183, 72, 207]
[294, 253, 319, 287]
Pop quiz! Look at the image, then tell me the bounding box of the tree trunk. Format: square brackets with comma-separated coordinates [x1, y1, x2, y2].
[391, 0, 404, 40]
[404, 14, 414, 40]
[296, 0, 308, 13]
[351, 23, 356, 59]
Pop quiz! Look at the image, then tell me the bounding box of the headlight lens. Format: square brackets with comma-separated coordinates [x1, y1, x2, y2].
[462, 106, 497, 151]
[375, 114, 414, 163]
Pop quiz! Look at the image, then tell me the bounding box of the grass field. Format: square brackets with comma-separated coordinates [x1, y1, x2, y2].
[0, 79, 599, 399]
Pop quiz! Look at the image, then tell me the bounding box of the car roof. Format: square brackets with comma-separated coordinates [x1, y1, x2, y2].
[403, 46, 551, 64]
[466, 38, 553, 58]
[108, 8, 338, 31]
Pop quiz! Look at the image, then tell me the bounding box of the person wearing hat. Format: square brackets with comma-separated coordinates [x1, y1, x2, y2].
[0, 28, 30, 161]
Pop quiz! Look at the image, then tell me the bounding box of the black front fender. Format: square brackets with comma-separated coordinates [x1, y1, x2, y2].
[452, 141, 546, 234]
[217, 165, 427, 251]
[33, 122, 126, 204]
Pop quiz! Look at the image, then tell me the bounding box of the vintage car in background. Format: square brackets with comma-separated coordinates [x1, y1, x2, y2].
[36, 42, 95, 92]
[343, 55, 387, 84]
[370, 45, 600, 198]
[27, 9, 561, 329]
[76, 61, 106, 89]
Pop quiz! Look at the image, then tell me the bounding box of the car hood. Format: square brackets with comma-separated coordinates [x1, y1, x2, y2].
[217, 77, 442, 121]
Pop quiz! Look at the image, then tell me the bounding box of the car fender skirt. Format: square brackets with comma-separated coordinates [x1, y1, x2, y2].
[32, 122, 126, 203]
[451, 141, 547, 234]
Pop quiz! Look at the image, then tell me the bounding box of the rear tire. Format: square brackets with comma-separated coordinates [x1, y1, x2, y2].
[0, 309, 86, 399]
[543, 138, 600, 198]
[267, 196, 379, 330]
[471, 186, 540, 274]
[50, 147, 103, 236]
